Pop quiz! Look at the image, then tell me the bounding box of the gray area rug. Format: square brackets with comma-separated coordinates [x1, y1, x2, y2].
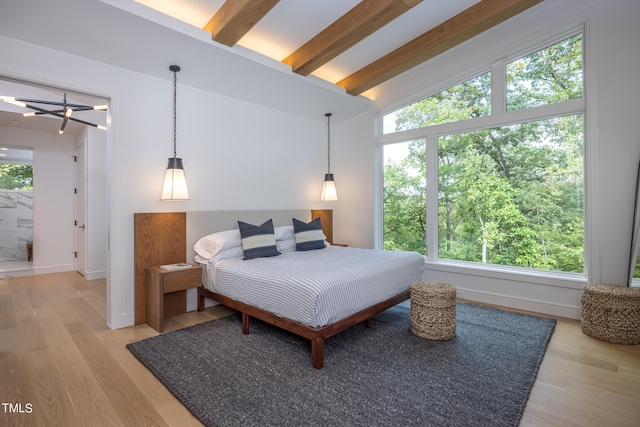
[127, 302, 556, 427]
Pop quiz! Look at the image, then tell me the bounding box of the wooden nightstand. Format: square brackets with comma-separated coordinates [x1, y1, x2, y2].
[144, 265, 202, 332]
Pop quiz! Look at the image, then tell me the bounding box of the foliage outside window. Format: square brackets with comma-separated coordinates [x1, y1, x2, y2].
[383, 73, 491, 135]
[381, 32, 584, 274]
[506, 34, 583, 111]
[438, 117, 584, 272]
[383, 141, 426, 254]
[0, 164, 33, 190]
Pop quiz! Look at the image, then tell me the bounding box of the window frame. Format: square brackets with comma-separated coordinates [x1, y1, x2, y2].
[376, 26, 588, 286]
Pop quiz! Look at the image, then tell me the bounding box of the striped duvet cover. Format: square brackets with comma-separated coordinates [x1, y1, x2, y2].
[202, 246, 425, 328]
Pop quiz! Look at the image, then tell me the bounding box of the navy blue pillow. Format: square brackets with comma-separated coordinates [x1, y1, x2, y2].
[237, 219, 280, 260]
[292, 217, 326, 251]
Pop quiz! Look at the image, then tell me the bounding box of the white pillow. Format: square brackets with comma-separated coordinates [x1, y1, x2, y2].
[195, 246, 244, 265]
[276, 238, 296, 252]
[193, 229, 242, 260]
[274, 225, 295, 241]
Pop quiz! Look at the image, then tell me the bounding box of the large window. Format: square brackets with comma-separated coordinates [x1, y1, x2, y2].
[381, 31, 584, 275]
[383, 140, 426, 254]
[383, 72, 491, 135]
[437, 117, 584, 272]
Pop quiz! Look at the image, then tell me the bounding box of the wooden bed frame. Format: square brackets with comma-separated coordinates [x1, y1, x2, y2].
[198, 287, 410, 369]
[134, 209, 412, 369]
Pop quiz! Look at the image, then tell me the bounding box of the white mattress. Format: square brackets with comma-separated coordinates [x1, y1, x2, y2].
[202, 246, 425, 328]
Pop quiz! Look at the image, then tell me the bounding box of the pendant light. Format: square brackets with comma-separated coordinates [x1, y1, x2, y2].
[320, 112, 338, 201]
[161, 65, 190, 201]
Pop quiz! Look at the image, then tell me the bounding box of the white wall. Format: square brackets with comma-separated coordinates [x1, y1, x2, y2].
[0, 125, 75, 273]
[330, 111, 376, 249]
[336, 0, 640, 319]
[0, 31, 354, 328]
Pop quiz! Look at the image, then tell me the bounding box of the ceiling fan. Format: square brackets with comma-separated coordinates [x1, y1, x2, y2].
[1, 93, 107, 134]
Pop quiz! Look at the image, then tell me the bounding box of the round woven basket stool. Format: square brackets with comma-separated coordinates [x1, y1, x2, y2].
[581, 283, 640, 345]
[410, 281, 456, 340]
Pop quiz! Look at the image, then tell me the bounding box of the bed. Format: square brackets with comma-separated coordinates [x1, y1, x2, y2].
[190, 210, 425, 369]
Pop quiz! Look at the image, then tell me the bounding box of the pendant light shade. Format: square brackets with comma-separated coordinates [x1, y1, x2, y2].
[161, 158, 189, 200]
[161, 65, 190, 201]
[321, 113, 338, 201]
[321, 173, 338, 201]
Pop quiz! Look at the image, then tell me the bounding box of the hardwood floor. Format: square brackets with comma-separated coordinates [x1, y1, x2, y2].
[0, 272, 638, 426]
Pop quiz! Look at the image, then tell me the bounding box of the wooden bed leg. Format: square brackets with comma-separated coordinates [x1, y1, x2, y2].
[198, 291, 205, 312]
[311, 337, 325, 369]
[242, 313, 250, 334]
[365, 319, 371, 328]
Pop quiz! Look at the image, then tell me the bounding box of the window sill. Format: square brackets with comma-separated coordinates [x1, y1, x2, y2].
[423, 259, 588, 290]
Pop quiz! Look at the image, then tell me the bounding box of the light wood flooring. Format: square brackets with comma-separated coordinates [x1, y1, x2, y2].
[0, 271, 638, 426]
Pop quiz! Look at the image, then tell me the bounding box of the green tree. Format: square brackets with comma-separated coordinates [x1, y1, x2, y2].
[383, 33, 584, 273]
[383, 158, 426, 254]
[0, 164, 33, 190]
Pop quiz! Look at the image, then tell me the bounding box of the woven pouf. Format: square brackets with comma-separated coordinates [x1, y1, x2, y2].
[410, 281, 456, 340]
[581, 283, 640, 345]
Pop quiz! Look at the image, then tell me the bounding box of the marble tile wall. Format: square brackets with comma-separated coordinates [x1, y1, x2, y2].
[0, 191, 33, 261]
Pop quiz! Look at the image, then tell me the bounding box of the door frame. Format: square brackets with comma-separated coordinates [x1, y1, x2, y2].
[74, 141, 87, 276]
[0, 74, 114, 328]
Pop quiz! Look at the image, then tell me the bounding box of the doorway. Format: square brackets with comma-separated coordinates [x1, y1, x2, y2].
[0, 145, 33, 272]
[0, 76, 109, 283]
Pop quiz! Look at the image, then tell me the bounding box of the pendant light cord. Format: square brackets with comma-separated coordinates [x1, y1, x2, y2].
[173, 68, 177, 158]
[326, 113, 332, 174]
[170, 65, 180, 158]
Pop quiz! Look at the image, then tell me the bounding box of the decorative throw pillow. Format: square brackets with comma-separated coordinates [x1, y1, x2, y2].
[237, 219, 280, 260]
[292, 217, 326, 251]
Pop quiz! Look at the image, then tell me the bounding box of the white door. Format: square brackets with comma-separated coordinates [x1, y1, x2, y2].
[74, 142, 86, 276]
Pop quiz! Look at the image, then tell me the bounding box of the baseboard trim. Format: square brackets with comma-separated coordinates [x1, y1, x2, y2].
[85, 270, 107, 280]
[110, 312, 135, 330]
[33, 264, 75, 275]
[456, 287, 581, 320]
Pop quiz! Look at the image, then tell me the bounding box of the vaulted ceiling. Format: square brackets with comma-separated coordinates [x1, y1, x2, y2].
[133, 0, 543, 97]
[0, 0, 544, 134]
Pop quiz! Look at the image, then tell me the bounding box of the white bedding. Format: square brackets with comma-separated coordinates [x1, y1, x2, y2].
[202, 246, 425, 328]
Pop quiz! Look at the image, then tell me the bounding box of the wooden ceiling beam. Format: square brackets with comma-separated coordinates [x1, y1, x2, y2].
[283, 0, 422, 76]
[338, 0, 543, 96]
[204, 0, 280, 47]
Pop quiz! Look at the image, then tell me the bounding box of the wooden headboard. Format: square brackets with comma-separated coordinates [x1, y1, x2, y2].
[134, 209, 333, 324]
[185, 209, 311, 264]
[134, 212, 186, 325]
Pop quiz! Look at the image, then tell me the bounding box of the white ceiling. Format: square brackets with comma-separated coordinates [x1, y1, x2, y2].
[0, 0, 524, 132]
[129, 0, 480, 88]
[0, 145, 33, 165]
